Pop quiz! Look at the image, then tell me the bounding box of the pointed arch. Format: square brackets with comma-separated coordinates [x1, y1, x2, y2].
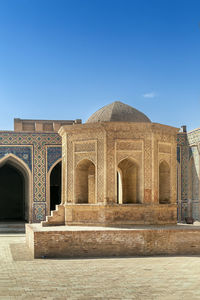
[75, 159, 96, 204]
[117, 168, 123, 204]
[47, 158, 62, 214]
[117, 157, 141, 204]
[0, 153, 32, 221]
[159, 160, 170, 204]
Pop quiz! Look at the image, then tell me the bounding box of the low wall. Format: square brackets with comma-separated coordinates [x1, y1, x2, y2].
[64, 204, 177, 225]
[26, 223, 200, 258]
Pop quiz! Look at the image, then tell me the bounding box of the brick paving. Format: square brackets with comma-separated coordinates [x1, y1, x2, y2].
[0, 234, 200, 299]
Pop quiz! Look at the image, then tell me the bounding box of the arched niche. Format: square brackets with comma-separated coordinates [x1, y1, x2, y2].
[50, 160, 62, 211]
[159, 160, 170, 204]
[75, 159, 96, 204]
[0, 154, 32, 221]
[118, 158, 141, 204]
[117, 168, 123, 204]
[47, 158, 62, 214]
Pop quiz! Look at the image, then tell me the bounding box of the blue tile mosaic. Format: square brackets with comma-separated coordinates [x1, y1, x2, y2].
[0, 131, 62, 222]
[32, 202, 46, 222]
[0, 146, 32, 171]
[47, 147, 62, 172]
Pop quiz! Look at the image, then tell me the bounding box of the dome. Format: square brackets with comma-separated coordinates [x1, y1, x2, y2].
[86, 101, 151, 123]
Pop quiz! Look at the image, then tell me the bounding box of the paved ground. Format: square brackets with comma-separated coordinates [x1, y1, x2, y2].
[1, 234, 200, 299]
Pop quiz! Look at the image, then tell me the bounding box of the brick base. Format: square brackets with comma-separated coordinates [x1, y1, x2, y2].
[26, 223, 200, 258]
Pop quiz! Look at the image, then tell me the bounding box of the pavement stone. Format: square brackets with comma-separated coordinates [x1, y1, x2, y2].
[0, 234, 200, 299]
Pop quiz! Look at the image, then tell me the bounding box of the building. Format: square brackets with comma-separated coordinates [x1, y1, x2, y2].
[177, 126, 200, 222]
[0, 101, 198, 224]
[0, 118, 81, 223]
[25, 101, 200, 259]
[43, 101, 178, 226]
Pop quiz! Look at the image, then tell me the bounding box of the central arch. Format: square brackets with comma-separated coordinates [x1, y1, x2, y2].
[75, 159, 96, 204]
[118, 158, 141, 204]
[0, 154, 32, 221]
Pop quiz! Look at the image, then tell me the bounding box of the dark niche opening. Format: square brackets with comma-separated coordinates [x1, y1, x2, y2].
[50, 161, 62, 211]
[0, 163, 25, 220]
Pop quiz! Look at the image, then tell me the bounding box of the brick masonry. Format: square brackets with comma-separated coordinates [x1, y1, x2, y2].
[26, 223, 200, 258]
[177, 129, 200, 221]
[45, 121, 178, 226]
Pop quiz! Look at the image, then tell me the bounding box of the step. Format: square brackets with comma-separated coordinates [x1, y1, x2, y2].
[0, 222, 25, 233]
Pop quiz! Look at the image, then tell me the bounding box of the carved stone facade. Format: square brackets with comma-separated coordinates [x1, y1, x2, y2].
[44, 102, 178, 226]
[177, 128, 200, 221]
[2, 101, 197, 226]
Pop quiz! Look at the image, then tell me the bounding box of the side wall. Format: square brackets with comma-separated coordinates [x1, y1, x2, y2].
[178, 130, 200, 221]
[0, 132, 62, 222]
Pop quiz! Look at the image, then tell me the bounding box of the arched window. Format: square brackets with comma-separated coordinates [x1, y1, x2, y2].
[118, 158, 140, 204]
[159, 161, 170, 204]
[75, 159, 95, 204]
[50, 161, 62, 211]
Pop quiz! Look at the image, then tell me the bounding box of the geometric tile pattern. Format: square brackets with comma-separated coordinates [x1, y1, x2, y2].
[0, 146, 32, 170]
[177, 133, 187, 145]
[187, 135, 200, 212]
[177, 146, 180, 163]
[177, 133, 189, 200]
[178, 130, 200, 220]
[191, 147, 199, 200]
[192, 200, 199, 220]
[188, 128, 200, 145]
[47, 146, 62, 172]
[0, 132, 61, 222]
[1, 129, 198, 222]
[32, 202, 46, 222]
[180, 145, 189, 200]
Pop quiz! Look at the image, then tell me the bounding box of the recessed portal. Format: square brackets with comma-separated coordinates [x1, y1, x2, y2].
[159, 161, 170, 204]
[0, 163, 25, 220]
[50, 161, 62, 211]
[75, 159, 95, 204]
[118, 158, 140, 204]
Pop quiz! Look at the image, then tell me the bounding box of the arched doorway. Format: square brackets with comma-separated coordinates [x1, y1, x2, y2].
[50, 161, 62, 211]
[0, 163, 24, 220]
[0, 154, 31, 222]
[118, 158, 141, 204]
[159, 161, 170, 204]
[75, 159, 95, 204]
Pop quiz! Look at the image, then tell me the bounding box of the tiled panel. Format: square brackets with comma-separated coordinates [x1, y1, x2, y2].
[32, 202, 46, 222]
[47, 147, 62, 172]
[177, 146, 180, 163]
[0, 146, 32, 170]
[0, 132, 61, 222]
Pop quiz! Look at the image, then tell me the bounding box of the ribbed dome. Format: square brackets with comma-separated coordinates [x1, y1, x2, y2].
[86, 101, 151, 123]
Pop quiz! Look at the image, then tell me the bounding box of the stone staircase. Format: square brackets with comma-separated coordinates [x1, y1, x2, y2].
[42, 205, 65, 226]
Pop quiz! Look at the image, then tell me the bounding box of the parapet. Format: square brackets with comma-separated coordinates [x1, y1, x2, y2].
[14, 118, 82, 133]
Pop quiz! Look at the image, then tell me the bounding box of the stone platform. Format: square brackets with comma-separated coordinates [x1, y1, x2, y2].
[26, 223, 200, 258]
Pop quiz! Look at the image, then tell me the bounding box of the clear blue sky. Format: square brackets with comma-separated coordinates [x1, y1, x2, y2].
[0, 0, 200, 131]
